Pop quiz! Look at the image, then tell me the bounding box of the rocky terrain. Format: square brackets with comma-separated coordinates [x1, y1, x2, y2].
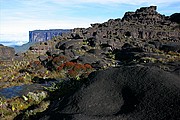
[31, 66, 180, 120]
[0, 6, 180, 120]
[0, 44, 15, 60]
[27, 6, 179, 72]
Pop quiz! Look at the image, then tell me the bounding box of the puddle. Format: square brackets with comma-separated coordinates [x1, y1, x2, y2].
[0, 78, 67, 99]
[0, 81, 57, 99]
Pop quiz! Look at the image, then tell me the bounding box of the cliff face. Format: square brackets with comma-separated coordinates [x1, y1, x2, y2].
[29, 29, 71, 42]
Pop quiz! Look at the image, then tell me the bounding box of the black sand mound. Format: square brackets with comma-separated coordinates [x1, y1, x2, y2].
[39, 66, 180, 120]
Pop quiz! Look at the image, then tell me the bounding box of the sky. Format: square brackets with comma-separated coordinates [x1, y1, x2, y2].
[0, 0, 180, 46]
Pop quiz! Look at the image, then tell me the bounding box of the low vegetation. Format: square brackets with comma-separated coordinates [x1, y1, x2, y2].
[0, 54, 93, 119]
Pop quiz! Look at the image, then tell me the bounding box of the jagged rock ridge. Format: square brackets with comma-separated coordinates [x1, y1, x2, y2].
[41, 6, 179, 69]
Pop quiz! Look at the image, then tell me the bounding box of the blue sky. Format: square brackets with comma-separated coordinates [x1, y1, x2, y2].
[0, 0, 180, 46]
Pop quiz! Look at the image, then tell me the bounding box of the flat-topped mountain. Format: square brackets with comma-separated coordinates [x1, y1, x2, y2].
[29, 29, 71, 42]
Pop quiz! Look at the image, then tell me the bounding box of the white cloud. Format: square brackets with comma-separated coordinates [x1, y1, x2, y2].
[0, 17, 100, 44]
[0, 33, 27, 41]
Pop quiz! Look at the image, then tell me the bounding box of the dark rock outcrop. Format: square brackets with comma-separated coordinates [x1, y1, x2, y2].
[170, 13, 180, 23]
[36, 6, 179, 70]
[160, 42, 180, 52]
[75, 6, 180, 48]
[33, 66, 180, 120]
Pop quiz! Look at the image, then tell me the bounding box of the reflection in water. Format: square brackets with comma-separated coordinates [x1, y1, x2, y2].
[0, 86, 23, 98]
[0, 84, 45, 99]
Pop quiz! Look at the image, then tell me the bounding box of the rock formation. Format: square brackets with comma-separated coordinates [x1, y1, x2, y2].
[69, 6, 179, 49]
[170, 13, 180, 23]
[47, 6, 179, 69]
[29, 66, 180, 120]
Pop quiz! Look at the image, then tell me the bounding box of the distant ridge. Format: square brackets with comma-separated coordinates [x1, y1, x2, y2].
[13, 42, 36, 53]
